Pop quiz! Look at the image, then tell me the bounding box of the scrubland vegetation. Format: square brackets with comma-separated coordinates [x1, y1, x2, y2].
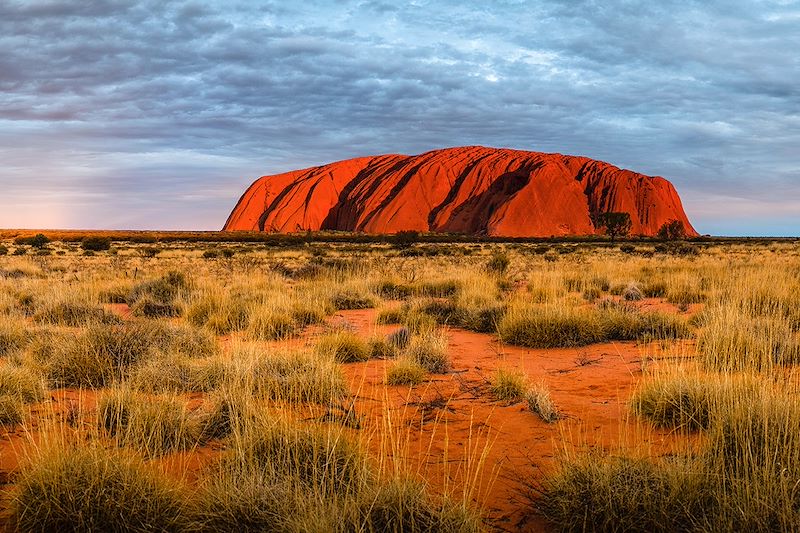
[0, 234, 798, 531]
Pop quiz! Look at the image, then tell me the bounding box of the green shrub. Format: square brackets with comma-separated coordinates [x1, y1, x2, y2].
[14, 233, 49, 248]
[80, 236, 111, 251]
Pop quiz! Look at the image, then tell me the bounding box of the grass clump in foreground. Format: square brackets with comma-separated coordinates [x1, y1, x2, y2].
[0, 366, 45, 425]
[0, 365, 45, 403]
[499, 302, 690, 348]
[315, 331, 369, 363]
[190, 421, 480, 532]
[540, 384, 800, 532]
[386, 358, 427, 386]
[499, 305, 604, 348]
[98, 389, 199, 456]
[406, 331, 450, 373]
[0, 319, 30, 356]
[127, 270, 190, 318]
[696, 305, 800, 370]
[537, 454, 707, 533]
[491, 368, 527, 402]
[631, 372, 761, 431]
[30, 321, 217, 388]
[33, 300, 122, 326]
[235, 347, 348, 404]
[527, 381, 559, 422]
[12, 446, 188, 532]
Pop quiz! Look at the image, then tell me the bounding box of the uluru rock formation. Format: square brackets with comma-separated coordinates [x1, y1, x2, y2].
[224, 146, 696, 237]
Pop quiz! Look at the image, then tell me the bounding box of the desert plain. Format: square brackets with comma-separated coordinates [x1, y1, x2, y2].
[0, 233, 798, 532]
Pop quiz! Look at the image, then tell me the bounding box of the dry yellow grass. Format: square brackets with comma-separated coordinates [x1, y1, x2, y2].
[1, 237, 799, 531]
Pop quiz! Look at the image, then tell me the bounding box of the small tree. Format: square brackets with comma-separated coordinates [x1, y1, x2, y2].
[593, 212, 632, 242]
[657, 220, 686, 241]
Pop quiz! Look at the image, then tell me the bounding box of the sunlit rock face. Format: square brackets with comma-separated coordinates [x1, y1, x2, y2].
[224, 146, 696, 237]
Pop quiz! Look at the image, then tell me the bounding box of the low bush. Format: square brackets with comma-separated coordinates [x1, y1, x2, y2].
[81, 236, 111, 251]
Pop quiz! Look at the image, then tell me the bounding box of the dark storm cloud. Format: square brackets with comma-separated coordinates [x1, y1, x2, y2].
[0, 0, 797, 234]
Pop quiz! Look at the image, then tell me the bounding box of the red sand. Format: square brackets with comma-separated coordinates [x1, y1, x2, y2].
[0, 306, 694, 532]
[224, 146, 696, 237]
[332, 309, 692, 531]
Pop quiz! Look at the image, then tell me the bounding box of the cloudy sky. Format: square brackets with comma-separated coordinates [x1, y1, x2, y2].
[1, 0, 798, 235]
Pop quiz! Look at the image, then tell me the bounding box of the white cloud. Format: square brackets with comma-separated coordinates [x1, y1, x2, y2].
[0, 0, 796, 234]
